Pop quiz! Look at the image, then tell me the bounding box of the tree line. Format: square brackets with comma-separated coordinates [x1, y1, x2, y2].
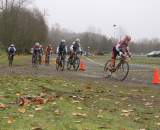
[0, 0, 48, 54]
[0, 0, 159, 54]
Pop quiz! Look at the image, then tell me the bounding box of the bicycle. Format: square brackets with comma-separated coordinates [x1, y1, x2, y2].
[104, 55, 130, 81]
[56, 52, 66, 71]
[32, 53, 40, 68]
[8, 54, 14, 67]
[67, 52, 80, 71]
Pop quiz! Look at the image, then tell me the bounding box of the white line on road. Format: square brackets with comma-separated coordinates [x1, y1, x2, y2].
[85, 57, 104, 67]
[85, 57, 153, 72]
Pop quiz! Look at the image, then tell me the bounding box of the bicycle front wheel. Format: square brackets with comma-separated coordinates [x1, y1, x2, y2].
[115, 61, 129, 81]
[104, 59, 112, 79]
[67, 58, 72, 70]
[73, 57, 80, 71]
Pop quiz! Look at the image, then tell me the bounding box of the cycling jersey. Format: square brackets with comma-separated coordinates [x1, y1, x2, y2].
[115, 41, 129, 54]
[8, 47, 16, 55]
[45, 47, 52, 55]
[57, 44, 67, 55]
[33, 45, 40, 55]
[70, 42, 82, 53]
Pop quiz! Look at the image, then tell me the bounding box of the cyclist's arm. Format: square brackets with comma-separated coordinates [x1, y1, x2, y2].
[14, 47, 16, 52]
[56, 47, 59, 54]
[126, 47, 131, 57]
[8, 47, 11, 52]
[65, 46, 67, 54]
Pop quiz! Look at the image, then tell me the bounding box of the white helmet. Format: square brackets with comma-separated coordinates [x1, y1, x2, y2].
[10, 44, 15, 47]
[75, 38, 80, 42]
[61, 39, 66, 43]
[35, 42, 40, 46]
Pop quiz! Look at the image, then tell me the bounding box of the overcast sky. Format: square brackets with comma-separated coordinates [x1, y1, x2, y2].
[33, 0, 160, 40]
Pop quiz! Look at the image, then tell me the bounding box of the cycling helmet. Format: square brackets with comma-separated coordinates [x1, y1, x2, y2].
[124, 35, 131, 41]
[75, 38, 80, 43]
[10, 44, 15, 47]
[61, 39, 66, 43]
[35, 42, 40, 46]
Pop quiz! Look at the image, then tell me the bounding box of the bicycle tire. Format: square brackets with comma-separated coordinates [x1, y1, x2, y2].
[67, 58, 72, 70]
[116, 60, 129, 81]
[73, 57, 80, 71]
[104, 59, 112, 78]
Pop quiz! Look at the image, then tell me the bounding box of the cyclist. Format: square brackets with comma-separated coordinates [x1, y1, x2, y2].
[32, 42, 40, 65]
[111, 35, 132, 68]
[56, 40, 67, 60]
[8, 44, 16, 61]
[69, 38, 82, 59]
[45, 44, 53, 64]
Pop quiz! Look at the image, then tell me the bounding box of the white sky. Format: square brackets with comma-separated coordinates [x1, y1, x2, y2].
[33, 0, 160, 40]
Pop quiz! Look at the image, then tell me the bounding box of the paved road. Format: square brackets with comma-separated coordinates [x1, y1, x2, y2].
[0, 56, 156, 87]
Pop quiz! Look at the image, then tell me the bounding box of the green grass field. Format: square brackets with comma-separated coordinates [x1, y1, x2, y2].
[0, 54, 31, 66]
[0, 54, 159, 130]
[0, 76, 160, 130]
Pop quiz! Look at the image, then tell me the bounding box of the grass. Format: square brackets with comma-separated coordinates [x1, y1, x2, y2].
[88, 54, 160, 66]
[0, 76, 160, 130]
[0, 54, 31, 66]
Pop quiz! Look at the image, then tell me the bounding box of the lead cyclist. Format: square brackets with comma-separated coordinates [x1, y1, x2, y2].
[111, 35, 132, 69]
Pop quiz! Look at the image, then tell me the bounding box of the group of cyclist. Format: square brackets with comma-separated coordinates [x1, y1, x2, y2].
[7, 35, 132, 71]
[31, 43, 53, 65]
[56, 38, 82, 60]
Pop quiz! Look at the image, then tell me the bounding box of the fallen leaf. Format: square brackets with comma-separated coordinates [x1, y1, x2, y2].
[144, 102, 152, 106]
[18, 108, 26, 113]
[28, 114, 34, 117]
[72, 100, 80, 103]
[97, 114, 103, 118]
[74, 121, 81, 123]
[121, 113, 130, 117]
[16, 93, 20, 96]
[0, 103, 7, 109]
[0, 95, 5, 99]
[115, 101, 120, 105]
[7, 117, 15, 124]
[156, 122, 160, 126]
[59, 97, 64, 100]
[98, 109, 103, 113]
[121, 110, 129, 113]
[113, 85, 118, 88]
[121, 97, 129, 101]
[72, 112, 87, 117]
[77, 107, 83, 110]
[54, 109, 61, 115]
[35, 107, 42, 111]
[154, 115, 159, 118]
[52, 102, 57, 105]
[32, 127, 44, 130]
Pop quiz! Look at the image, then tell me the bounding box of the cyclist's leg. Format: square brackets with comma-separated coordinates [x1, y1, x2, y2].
[111, 47, 117, 68]
[32, 54, 36, 64]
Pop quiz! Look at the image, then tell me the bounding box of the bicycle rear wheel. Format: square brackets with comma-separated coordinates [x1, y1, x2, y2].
[56, 57, 60, 71]
[33, 55, 39, 69]
[60, 59, 65, 71]
[104, 59, 112, 79]
[73, 57, 80, 71]
[67, 58, 72, 70]
[115, 61, 129, 81]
